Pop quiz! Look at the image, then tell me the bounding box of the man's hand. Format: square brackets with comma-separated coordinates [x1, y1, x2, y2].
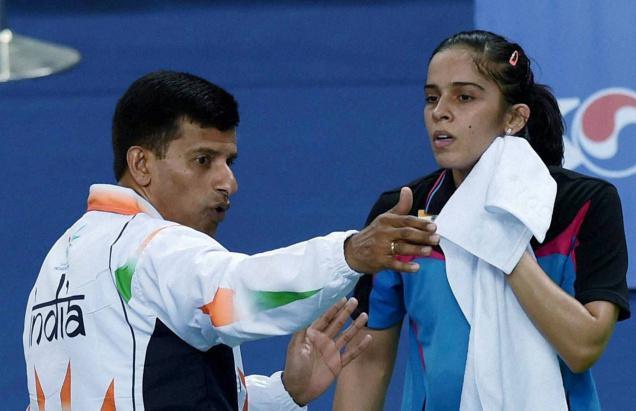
[282, 298, 372, 406]
[344, 187, 439, 273]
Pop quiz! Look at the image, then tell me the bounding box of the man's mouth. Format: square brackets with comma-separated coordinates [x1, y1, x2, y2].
[209, 201, 230, 222]
[214, 202, 230, 213]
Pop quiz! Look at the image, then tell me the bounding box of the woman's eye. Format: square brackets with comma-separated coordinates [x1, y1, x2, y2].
[458, 94, 473, 102]
[425, 95, 438, 104]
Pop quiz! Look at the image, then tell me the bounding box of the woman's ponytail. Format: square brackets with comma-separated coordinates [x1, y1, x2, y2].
[526, 83, 564, 166]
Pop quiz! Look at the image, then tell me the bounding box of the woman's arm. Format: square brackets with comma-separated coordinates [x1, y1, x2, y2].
[507, 252, 619, 373]
[334, 324, 402, 411]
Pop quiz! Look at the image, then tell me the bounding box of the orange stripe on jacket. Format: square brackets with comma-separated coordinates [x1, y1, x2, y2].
[87, 192, 144, 215]
[34, 367, 45, 411]
[61, 362, 71, 411]
[201, 288, 235, 326]
[237, 368, 249, 411]
[100, 380, 116, 411]
[136, 226, 176, 254]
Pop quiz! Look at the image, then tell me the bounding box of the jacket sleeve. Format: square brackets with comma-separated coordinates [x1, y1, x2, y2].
[127, 224, 362, 349]
[245, 372, 306, 411]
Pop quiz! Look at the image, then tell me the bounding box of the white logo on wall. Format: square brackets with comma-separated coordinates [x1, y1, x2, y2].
[559, 87, 636, 178]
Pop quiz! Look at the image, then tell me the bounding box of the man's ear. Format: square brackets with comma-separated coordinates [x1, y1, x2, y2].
[506, 103, 531, 135]
[126, 146, 153, 187]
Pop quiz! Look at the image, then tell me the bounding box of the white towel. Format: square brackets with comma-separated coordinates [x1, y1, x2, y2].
[435, 136, 567, 411]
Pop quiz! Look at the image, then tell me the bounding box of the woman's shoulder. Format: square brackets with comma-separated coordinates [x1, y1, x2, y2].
[376, 169, 446, 202]
[366, 169, 446, 222]
[549, 166, 617, 193]
[548, 166, 620, 211]
[546, 166, 622, 239]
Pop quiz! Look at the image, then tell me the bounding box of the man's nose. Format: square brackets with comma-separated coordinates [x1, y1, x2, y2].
[216, 164, 238, 196]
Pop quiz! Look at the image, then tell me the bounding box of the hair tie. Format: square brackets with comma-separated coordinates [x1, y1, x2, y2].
[509, 50, 519, 66]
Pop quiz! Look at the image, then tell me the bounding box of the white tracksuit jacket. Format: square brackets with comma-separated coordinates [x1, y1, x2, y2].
[23, 184, 361, 410]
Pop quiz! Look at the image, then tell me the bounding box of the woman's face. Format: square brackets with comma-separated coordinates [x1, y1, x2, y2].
[424, 47, 510, 185]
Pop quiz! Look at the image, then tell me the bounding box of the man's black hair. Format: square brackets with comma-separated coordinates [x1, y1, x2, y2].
[112, 70, 239, 180]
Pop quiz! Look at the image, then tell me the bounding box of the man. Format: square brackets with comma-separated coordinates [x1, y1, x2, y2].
[23, 71, 437, 410]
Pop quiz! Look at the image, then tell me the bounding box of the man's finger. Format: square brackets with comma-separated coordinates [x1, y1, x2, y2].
[341, 334, 373, 367]
[380, 213, 437, 231]
[335, 312, 368, 351]
[390, 244, 433, 257]
[310, 297, 347, 332]
[389, 226, 439, 247]
[287, 328, 307, 350]
[389, 258, 421, 273]
[323, 298, 358, 338]
[388, 187, 413, 216]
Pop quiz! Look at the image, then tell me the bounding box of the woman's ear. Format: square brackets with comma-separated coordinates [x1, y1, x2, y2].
[506, 103, 531, 135]
[126, 146, 153, 187]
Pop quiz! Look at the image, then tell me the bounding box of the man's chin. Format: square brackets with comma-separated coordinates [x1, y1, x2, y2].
[186, 221, 218, 238]
[202, 224, 218, 238]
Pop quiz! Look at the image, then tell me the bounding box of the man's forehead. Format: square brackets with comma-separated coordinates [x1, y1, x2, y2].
[173, 120, 237, 147]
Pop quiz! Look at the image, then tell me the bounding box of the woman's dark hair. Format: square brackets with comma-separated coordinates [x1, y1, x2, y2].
[112, 70, 240, 180]
[430, 30, 564, 166]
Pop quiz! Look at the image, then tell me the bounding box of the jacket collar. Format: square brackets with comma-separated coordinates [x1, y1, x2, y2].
[86, 184, 162, 219]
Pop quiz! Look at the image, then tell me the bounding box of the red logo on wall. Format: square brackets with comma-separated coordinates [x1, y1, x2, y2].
[562, 88, 636, 178]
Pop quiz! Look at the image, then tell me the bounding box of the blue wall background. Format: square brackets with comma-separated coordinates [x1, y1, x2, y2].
[1, 1, 633, 410]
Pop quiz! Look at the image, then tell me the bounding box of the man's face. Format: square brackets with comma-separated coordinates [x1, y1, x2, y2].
[145, 119, 238, 237]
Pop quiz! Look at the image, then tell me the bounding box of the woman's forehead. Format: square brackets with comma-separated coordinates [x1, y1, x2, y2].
[427, 49, 490, 87]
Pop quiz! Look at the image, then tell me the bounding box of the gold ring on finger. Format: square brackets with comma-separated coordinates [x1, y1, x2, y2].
[390, 241, 398, 256]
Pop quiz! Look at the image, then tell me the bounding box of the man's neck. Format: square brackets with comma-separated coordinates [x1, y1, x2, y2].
[118, 173, 149, 202]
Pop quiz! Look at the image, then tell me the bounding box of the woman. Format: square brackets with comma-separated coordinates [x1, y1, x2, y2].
[334, 30, 630, 410]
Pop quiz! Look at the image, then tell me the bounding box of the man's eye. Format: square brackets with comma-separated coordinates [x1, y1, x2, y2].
[196, 156, 210, 165]
[458, 94, 473, 102]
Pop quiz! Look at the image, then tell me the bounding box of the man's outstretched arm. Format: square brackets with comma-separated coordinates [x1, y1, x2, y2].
[128, 187, 438, 348]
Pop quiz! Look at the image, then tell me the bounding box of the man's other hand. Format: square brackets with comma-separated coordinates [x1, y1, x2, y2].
[282, 298, 372, 406]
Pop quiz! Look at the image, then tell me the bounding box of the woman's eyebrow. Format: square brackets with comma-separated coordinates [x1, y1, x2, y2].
[451, 81, 486, 91]
[424, 81, 486, 91]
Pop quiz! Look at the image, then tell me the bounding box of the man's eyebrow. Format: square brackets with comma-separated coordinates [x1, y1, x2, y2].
[190, 147, 219, 155]
[191, 147, 238, 161]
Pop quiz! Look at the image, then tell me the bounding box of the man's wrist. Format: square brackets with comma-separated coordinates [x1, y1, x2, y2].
[343, 233, 365, 274]
[281, 371, 307, 407]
